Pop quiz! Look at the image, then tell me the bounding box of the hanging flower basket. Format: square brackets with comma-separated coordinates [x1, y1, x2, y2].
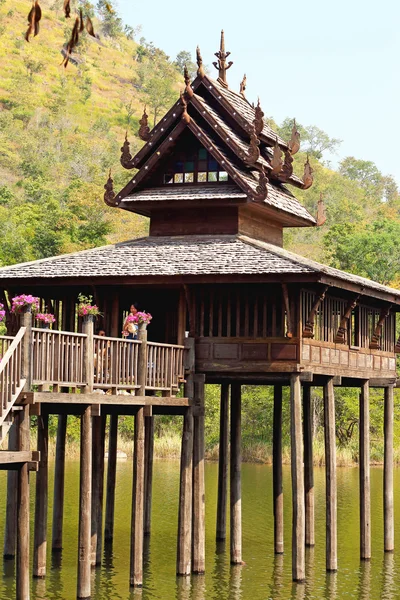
[77, 294, 101, 318]
[129, 311, 152, 326]
[11, 294, 40, 314]
[0, 303, 5, 322]
[35, 313, 56, 326]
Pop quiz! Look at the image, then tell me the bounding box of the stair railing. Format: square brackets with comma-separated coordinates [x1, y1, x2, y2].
[0, 327, 27, 428]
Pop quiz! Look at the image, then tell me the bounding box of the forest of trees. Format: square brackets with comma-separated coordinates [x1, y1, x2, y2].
[0, 0, 400, 462]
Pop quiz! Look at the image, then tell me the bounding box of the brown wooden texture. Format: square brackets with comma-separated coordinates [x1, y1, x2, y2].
[238, 205, 283, 246]
[177, 407, 193, 576]
[144, 415, 155, 536]
[360, 381, 371, 560]
[20, 308, 32, 391]
[91, 415, 105, 567]
[384, 385, 394, 552]
[303, 385, 314, 547]
[52, 415, 67, 551]
[150, 207, 239, 237]
[273, 385, 284, 554]
[4, 420, 17, 559]
[16, 404, 30, 600]
[324, 378, 337, 571]
[82, 317, 94, 394]
[33, 413, 49, 578]
[216, 383, 229, 541]
[137, 326, 147, 395]
[105, 415, 118, 544]
[96, 415, 106, 564]
[130, 407, 145, 587]
[77, 407, 92, 599]
[230, 382, 242, 565]
[290, 373, 305, 582]
[192, 374, 205, 574]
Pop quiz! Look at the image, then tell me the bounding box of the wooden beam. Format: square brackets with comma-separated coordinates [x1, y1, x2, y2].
[282, 284, 293, 338]
[130, 407, 145, 587]
[33, 413, 49, 578]
[290, 373, 305, 582]
[360, 381, 371, 560]
[77, 407, 92, 599]
[303, 385, 314, 548]
[230, 383, 242, 565]
[273, 385, 284, 554]
[26, 392, 190, 407]
[384, 385, 394, 552]
[216, 383, 229, 542]
[302, 287, 328, 339]
[192, 374, 206, 574]
[3, 421, 18, 558]
[176, 408, 193, 576]
[52, 415, 67, 552]
[324, 378, 337, 571]
[105, 415, 118, 544]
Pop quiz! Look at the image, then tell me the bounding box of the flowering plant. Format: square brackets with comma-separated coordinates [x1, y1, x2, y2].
[77, 294, 101, 318]
[11, 294, 40, 314]
[0, 303, 5, 322]
[35, 313, 56, 325]
[128, 311, 152, 326]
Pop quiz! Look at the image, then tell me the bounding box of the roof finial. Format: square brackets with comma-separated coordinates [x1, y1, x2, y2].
[271, 138, 283, 176]
[316, 192, 326, 226]
[138, 106, 150, 141]
[254, 98, 264, 136]
[212, 29, 233, 87]
[288, 118, 300, 155]
[303, 154, 314, 189]
[104, 169, 117, 206]
[196, 46, 205, 78]
[253, 166, 268, 201]
[180, 91, 191, 124]
[239, 74, 247, 97]
[278, 149, 294, 182]
[183, 65, 190, 87]
[120, 131, 133, 168]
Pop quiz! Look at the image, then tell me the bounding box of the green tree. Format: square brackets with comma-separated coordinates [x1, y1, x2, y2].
[174, 50, 196, 79]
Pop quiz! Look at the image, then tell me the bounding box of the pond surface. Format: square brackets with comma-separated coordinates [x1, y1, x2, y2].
[0, 460, 400, 599]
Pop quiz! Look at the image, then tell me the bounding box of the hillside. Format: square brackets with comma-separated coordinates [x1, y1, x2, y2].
[0, 0, 399, 287]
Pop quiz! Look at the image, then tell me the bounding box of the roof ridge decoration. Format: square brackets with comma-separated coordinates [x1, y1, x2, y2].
[271, 138, 283, 176]
[316, 192, 327, 226]
[104, 169, 117, 206]
[303, 155, 314, 189]
[254, 99, 264, 136]
[180, 91, 191, 123]
[196, 46, 205, 78]
[278, 148, 294, 183]
[288, 119, 300, 155]
[138, 107, 150, 141]
[120, 131, 133, 168]
[212, 30, 233, 87]
[239, 74, 246, 98]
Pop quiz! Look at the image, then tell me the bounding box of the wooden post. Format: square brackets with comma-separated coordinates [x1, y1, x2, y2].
[77, 406, 92, 599]
[290, 373, 305, 582]
[33, 413, 49, 577]
[230, 382, 242, 565]
[144, 415, 154, 536]
[130, 407, 145, 587]
[91, 415, 105, 567]
[96, 414, 106, 564]
[82, 316, 94, 393]
[360, 380, 371, 560]
[177, 406, 194, 576]
[324, 378, 337, 571]
[303, 385, 314, 548]
[20, 307, 32, 391]
[384, 385, 394, 552]
[273, 385, 284, 554]
[137, 323, 147, 396]
[52, 415, 67, 551]
[105, 415, 118, 544]
[16, 404, 30, 600]
[216, 383, 229, 542]
[4, 421, 17, 559]
[192, 374, 206, 574]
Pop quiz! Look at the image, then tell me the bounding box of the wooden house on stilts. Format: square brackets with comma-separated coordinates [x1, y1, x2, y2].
[0, 31, 399, 599]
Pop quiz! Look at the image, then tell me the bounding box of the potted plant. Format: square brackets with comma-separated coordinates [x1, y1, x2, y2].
[0, 303, 5, 322]
[35, 313, 56, 329]
[77, 294, 101, 319]
[11, 294, 40, 314]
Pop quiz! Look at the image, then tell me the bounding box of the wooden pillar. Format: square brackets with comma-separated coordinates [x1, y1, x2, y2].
[4, 421, 17, 559]
[360, 380, 371, 560]
[384, 385, 394, 552]
[96, 415, 106, 564]
[290, 373, 305, 582]
[52, 415, 67, 551]
[176, 407, 194, 576]
[91, 415, 106, 566]
[303, 385, 314, 548]
[230, 382, 242, 565]
[216, 383, 229, 542]
[273, 384, 284, 554]
[33, 413, 49, 577]
[324, 378, 337, 571]
[192, 374, 206, 574]
[144, 414, 154, 536]
[77, 407, 92, 599]
[110, 294, 119, 338]
[130, 407, 145, 587]
[105, 415, 118, 544]
[16, 404, 30, 600]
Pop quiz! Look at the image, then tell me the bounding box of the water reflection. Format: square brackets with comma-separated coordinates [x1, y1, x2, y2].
[382, 552, 395, 600]
[269, 553, 284, 598]
[358, 560, 371, 600]
[305, 546, 315, 598]
[176, 576, 191, 600]
[325, 572, 337, 600]
[191, 574, 206, 600]
[212, 541, 229, 599]
[229, 564, 242, 600]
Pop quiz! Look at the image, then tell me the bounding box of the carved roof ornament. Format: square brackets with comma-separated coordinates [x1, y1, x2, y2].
[213, 30, 233, 87]
[138, 107, 150, 141]
[180, 91, 191, 124]
[253, 167, 268, 201]
[270, 138, 283, 176]
[196, 46, 205, 78]
[183, 65, 190, 87]
[254, 99, 264, 137]
[278, 149, 294, 182]
[243, 126, 260, 165]
[104, 169, 117, 206]
[120, 131, 133, 168]
[303, 154, 314, 189]
[316, 192, 327, 226]
[239, 74, 247, 98]
[288, 119, 300, 155]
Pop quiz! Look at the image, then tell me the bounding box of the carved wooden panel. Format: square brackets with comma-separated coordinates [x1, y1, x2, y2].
[241, 344, 269, 361]
[349, 352, 357, 368]
[214, 344, 239, 359]
[331, 350, 340, 365]
[311, 346, 320, 363]
[340, 351, 349, 366]
[302, 344, 310, 361]
[271, 343, 297, 361]
[196, 344, 210, 359]
[321, 348, 330, 364]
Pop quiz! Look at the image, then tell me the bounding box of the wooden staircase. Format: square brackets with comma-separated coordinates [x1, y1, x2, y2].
[0, 327, 27, 445]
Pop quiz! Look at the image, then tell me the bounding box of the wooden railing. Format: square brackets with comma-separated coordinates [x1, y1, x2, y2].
[93, 335, 140, 392]
[31, 328, 86, 388]
[0, 327, 26, 429]
[146, 342, 185, 391]
[0, 336, 13, 361]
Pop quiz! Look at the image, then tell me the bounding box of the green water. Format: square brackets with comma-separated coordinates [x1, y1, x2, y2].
[0, 461, 399, 599]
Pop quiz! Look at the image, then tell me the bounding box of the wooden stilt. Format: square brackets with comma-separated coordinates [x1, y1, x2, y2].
[105, 415, 118, 544]
[77, 407, 92, 599]
[177, 407, 194, 576]
[384, 385, 394, 552]
[130, 407, 145, 587]
[303, 385, 314, 547]
[273, 384, 284, 554]
[216, 383, 229, 542]
[52, 415, 67, 552]
[230, 382, 242, 565]
[4, 421, 18, 559]
[290, 373, 305, 582]
[33, 413, 49, 578]
[324, 378, 337, 572]
[91, 415, 104, 567]
[96, 415, 106, 564]
[144, 415, 154, 536]
[192, 374, 206, 574]
[16, 404, 30, 600]
[360, 380, 371, 560]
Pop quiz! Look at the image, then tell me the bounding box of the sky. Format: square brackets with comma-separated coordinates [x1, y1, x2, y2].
[118, 0, 400, 184]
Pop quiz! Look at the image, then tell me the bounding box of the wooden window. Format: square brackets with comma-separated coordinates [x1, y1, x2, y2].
[163, 147, 231, 185]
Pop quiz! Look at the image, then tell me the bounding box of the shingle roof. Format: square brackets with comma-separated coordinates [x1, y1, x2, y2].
[124, 184, 247, 202]
[0, 235, 399, 301]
